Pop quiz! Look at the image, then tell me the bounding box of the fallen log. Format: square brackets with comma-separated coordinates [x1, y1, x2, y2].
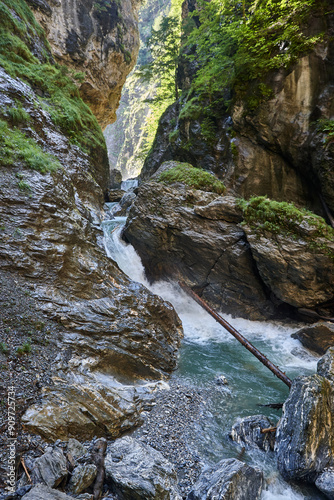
[179, 282, 292, 388]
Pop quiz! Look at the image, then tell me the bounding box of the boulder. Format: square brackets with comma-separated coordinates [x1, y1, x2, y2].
[124, 182, 274, 320]
[275, 374, 334, 482]
[21, 484, 73, 499]
[105, 436, 182, 499]
[242, 225, 334, 311]
[315, 469, 334, 500]
[230, 415, 275, 451]
[318, 347, 334, 383]
[186, 458, 263, 500]
[113, 191, 137, 216]
[67, 438, 87, 462]
[107, 188, 126, 202]
[31, 447, 67, 488]
[68, 464, 97, 494]
[292, 322, 334, 355]
[110, 170, 123, 189]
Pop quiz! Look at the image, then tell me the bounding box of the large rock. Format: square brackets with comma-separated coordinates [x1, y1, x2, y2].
[124, 181, 274, 320]
[31, 447, 67, 488]
[186, 458, 263, 500]
[292, 322, 334, 355]
[275, 374, 334, 482]
[29, 0, 140, 128]
[243, 225, 334, 310]
[315, 469, 334, 500]
[22, 484, 74, 500]
[105, 436, 182, 499]
[68, 464, 97, 494]
[230, 415, 275, 452]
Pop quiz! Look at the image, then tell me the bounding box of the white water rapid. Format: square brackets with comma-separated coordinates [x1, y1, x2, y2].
[102, 215, 324, 500]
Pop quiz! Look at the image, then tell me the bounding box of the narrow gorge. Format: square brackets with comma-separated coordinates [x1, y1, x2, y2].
[0, 0, 334, 499]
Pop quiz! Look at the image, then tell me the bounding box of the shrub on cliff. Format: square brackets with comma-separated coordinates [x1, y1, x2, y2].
[158, 162, 226, 194]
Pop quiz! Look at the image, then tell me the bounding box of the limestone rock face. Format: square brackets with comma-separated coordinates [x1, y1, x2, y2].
[0, 64, 182, 441]
[105, 436, 182, 499]
[124, 181, 272, 319]
[275, 374, 334, 482]
[292, 322, 334, 355]
[186, 458, 263, 500]
[28, 0, 140, 128]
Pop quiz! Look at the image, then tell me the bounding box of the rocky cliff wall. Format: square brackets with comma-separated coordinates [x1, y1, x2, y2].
[28, 0, 140, 128]
[0, 0, 182, 443]
[140, 3, 334, 216]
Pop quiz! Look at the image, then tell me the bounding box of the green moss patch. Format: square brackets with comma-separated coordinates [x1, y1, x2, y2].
[0, 119, 60, 173]
[238, 196, 334, 259]
[158, 162, 226, 194]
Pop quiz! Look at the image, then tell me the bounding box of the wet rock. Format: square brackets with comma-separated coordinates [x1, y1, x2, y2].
[318, 347, 334, 383]
[21, 484, 73, 499]
[110, 169, 123, 189]
[292, 322, 334, 355]
[107, 189, 126, 202]
[105, 436, 182, 499]
[230, 415, 275, 451]
[186, 458, 263, 500]
[113, 191, 137, 216]
[68, 464, 97, 494]
[124, 181, 274, 320]
[315, 468, 334, 499]
[67, 439, 87, 462]
[275, 374, 334, 482]
[215, 375, 228, 386]
[31, 447, 67, 488]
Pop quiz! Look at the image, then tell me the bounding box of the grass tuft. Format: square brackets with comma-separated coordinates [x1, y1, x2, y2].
[158, 162, 226, 194]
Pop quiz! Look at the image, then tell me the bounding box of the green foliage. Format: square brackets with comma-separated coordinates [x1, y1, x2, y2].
[316, 119, 334, 144]
[184, 0, 325, 109]
[137, 0, 183, 156]
[18, 179, 32, 191]
[6, 102, 31, 125]
[17, 341, 32, 355]
[0, 119, 60, 173]
[158, 162, 226, 194]
[168, 129, 180, 143]
[0, 0, 105, 154]
[238, 196, 334, 258]
[0, 342, 9, 355]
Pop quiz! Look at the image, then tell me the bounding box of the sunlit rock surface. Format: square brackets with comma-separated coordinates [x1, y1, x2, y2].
[28, 0, 140, 128]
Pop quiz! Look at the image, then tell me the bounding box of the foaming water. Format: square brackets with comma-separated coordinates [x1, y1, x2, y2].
[102, 218, 323, 500]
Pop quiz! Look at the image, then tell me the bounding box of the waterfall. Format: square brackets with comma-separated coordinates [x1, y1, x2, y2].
[102, 217, 323, 500]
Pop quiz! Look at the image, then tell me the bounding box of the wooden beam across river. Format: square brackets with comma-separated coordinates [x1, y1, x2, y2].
[179, 282, 292, 389]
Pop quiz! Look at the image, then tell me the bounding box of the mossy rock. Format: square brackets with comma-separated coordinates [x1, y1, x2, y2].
[157, 161, 225, 195]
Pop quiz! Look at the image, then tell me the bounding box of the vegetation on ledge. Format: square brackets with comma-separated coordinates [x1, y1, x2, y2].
[0, 119, 60, 173]
[158, 163, 226, 194]
[0, 0, 105, 156]
[238, 196, 334, 258]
